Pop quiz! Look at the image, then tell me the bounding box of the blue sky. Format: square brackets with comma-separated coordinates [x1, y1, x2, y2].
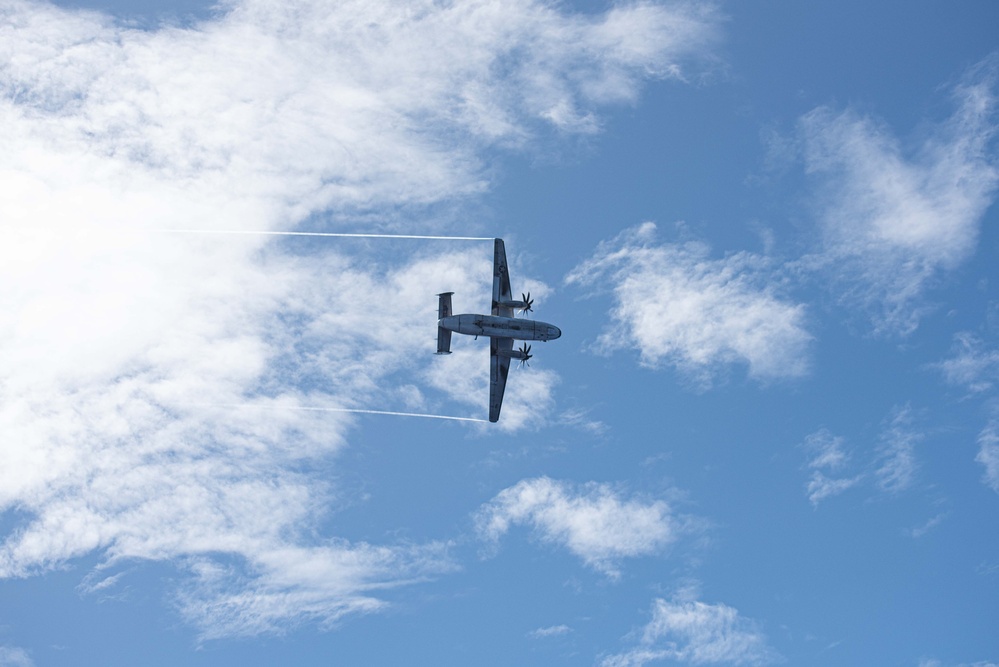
[2, 1, 998, 665]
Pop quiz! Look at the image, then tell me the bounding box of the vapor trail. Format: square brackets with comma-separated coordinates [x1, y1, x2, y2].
[202, 402, 488, 423]
[152, 229, 494, 241]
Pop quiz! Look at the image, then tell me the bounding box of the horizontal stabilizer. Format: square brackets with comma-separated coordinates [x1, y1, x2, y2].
[436, 327, 452, 355]
[437, 292, 454, 319]
[437, 292, 454, 354]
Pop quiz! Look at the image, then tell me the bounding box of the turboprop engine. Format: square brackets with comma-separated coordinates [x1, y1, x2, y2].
[499, 343, 532, 366]
[497, 292, 533, 315]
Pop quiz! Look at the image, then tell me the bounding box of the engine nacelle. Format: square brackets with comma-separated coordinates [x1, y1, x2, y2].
[498, 348, 531, 360]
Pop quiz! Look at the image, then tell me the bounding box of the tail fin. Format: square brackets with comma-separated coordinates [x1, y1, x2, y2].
[436, 292, 454, 354]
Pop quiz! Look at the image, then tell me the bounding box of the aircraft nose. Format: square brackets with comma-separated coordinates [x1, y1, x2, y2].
[548, 325, 561, 340]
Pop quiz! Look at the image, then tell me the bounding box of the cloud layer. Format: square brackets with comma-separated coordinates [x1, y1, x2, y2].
[0, 0, 720, 637]
[1, 0, 720, 221]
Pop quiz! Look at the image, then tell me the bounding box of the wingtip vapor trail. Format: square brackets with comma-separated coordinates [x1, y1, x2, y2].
[200, 403, 489, 423]
[151, 229, 495, 241]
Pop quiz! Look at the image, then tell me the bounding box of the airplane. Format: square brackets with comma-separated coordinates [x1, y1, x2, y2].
[436, 238, 561, 422]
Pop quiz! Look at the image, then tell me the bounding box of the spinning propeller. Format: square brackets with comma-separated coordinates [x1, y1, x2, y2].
[518, 343, 532, 368]
[520, 292, 534, 315]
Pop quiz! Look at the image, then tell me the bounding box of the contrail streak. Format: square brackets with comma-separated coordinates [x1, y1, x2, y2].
[152, 229, 494, 241]
[201, 402, 488, 423]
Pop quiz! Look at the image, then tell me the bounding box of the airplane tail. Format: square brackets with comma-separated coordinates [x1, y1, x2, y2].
[437, 292, 453, 319]
[436, 292, 453, 354]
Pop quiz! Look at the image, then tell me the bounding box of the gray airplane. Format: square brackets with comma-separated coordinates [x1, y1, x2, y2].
[436, 238, 561, 422]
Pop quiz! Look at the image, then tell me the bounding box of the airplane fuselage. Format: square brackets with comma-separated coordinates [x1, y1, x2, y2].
[439, 314, 561, 342]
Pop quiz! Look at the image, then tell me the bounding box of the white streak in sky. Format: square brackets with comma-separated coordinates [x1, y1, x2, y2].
[202, 402, 489, 423]
[152, 229, 496, 241]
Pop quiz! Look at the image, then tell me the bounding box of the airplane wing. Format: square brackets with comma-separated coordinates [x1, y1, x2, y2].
[492, 238, 514, 317]
[489, 336, 513, 422]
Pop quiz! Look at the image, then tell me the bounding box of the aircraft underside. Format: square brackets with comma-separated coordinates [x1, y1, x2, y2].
[434, 239, 561, 422]
[439, 314, 561, 342]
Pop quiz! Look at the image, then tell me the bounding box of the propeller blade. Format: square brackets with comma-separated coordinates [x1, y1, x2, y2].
[517, 342, 532, 367]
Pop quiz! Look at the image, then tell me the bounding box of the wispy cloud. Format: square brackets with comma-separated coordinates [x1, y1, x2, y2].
[909, 512, 948, 539]
[799, 406, 930, 504]
[557, 407, 609, 435]
[601, 595, 780, 666]
[176, 542, 456, 639]
[874, 406, 922, 494]
[977, 421, 999, 493]
[799, 55, 999, 336]
[529, 624, 572, 639]
[475, 477, 684, 577]
[801, 428, 861, 506]
[0, 0, 721, 638]
[919, 660, 999, 667]
[0, 647, 33, 667]
[566, 223, 811, 388]
[935, 332, 999, 394]
[805, 474, 859, 507]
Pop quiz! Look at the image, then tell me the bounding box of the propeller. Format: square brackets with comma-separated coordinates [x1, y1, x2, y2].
[518, 343, 532, 368]
[520, 292, 534, 315]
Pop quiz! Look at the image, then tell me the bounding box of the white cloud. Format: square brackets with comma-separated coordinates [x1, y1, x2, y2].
[909, 512, 948, 539]
[799, 55, 999, 336]
[0, 0, 720, 637]
[800, 429, 860, 506]
[566, 223, 811, 387]
[0, 0, 719, 220]
[805, 474, 859, 507]
[529, 624, 572, 639]
[0, 647, 33, 667]
[475, 477, 681, 577]
[801, 408, 931, 503]
[557, 407, 609, 435]
[977, 421, 999, 493]
[874, 406, 922, 494]
[935, 332, 999, 393]
[0, 235, 474, 636]
[176, 542, 456, 639]
[601, 596, 780, 667]
[803, 428, 849, 470]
